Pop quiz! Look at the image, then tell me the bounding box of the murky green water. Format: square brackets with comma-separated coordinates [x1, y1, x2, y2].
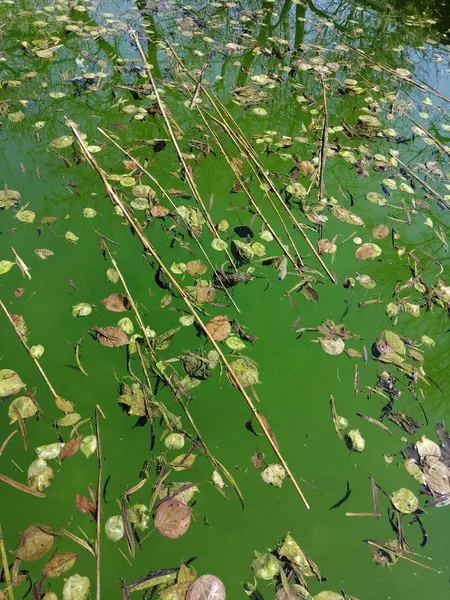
[1, 0, 450, 598]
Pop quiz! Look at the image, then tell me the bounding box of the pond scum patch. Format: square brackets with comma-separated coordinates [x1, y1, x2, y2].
[0, 0, 450, 597]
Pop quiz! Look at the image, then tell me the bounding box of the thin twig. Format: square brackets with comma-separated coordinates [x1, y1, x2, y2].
[11, 247, 31, 280]
[95, 405, 103, 600]
[70, 123, 310, 510]
[0, 525, 14, 600]
[404, 113, 450, 158]
[0, 473, 46, 498]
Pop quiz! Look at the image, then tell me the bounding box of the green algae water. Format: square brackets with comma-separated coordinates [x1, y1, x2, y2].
[1, 0, 450, 598]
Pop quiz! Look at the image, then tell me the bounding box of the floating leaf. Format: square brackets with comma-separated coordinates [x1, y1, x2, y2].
[105, 516, 124, 541]
[261, 464, 286, 487]
[186, 260, 207, 276]
[252, 552, 281, 579]
[319, 336, 345, 355]
[355, 243, 382, 260]
[62, 574, 90, 600]
[82, 208, 97, 218]
[76, 494, 96, 515]
[15, 525, 54, 561]
[186, 575, 226, 600]
[154, 499, 192, 539]
[331, 205, 364, 226]
[35, 443, 65, 460]
[128, 504, 150, 531]
[100, 293, 131, 312]
[65, 231, 79, 244]
[60, 438, 81, 460]
[95, 326, 129, 348]
[0, 369, 25, 398]
[72, 303, 92, 317]
[34, 248, 54, 260]
[226, 336, 246, 351]
[346, 429, 365, 452]
[165, 433, 185, 450]
[279, 534, 315, 576]
[0, 189, 21, 209]
[390, 488, 419, 514]
[118, 317, 134, 334]
[230, 357, 259, 387]
[0, 260, 15, 275]
[30, 345, 44, 359]
[286, 182, 307, 198]
[28, 459, 54, 491]
[16, 209, 35, 223]
[211, 238, 228, 251]
[42, 552, 78, 578]
[50, 136, 74, 149]
[171, 453, 196, 471]
[372, 224, 389, 239]
[9, 396, 38, 424]
[205, 315, 231, 341]
[106, 268, 119, 283]
[80, 435, 97, 458]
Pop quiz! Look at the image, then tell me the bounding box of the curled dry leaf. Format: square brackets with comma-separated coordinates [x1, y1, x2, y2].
[154, 499, 192, 539]
[100, 293, 131, 312]
[186, 575, 226, 600]
[42, 552, 78, 578]
[205, 315, 231, 341]
[15, 524, 54, 561]
[95, 326, 129, 348]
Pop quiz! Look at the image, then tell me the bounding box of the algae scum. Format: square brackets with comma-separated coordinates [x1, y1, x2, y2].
[1, 0, 450, 597]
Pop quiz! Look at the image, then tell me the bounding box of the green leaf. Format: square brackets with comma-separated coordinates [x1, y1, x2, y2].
[0, 260, 15, 275]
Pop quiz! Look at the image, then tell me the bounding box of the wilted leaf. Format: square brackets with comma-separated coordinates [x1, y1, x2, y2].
[186, 260, 207, 276]
[171, 453, 196, 471]
[346, 429, 365, 452]
[34, 248, 54, 260]
[186, 575, 226, 600]
[100, 293, 130, 312]
[72, 303, 92, 318]
[42, 552, 78, 578]
[95, 326, 129, 348]
[58, 413, 81, 427]
[372, 224, 389, 239]
[0, 369, 25, 398]
[0, 189, 21, 209]
[15, 525, 54, 561]
[28, 459, 54, 491]
[154, 499, 192, 539]
[252, 552, 281, 579]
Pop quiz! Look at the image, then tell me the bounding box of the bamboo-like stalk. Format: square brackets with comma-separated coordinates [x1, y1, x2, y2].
[0, 525, 14, 600]
[70, 122, 310, 509]
[346, 44, 450, 105]
[0, 299, 72, 413]
[165, 43, 335, 283]
[130, 31, 238, 272]
[198, 109, 304, 272]
[95, 406, 103, 600]
[97, 127, 240, 313]
[317, 75, 328, 205]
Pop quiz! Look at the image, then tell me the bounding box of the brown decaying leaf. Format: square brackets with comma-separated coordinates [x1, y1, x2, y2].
[60, 437, 81, 460]
[15, 288, 25, 298]
[42, 552, 78, 578]
[151, 205, 169, 217]
[95, 326, 129, 348]
[186, 260, 207, 276]
[372, 224, 389, 239]
[76, 494, 96, 515]
[251, 450, 264, 471]
[15, 525, 54, 561]
[154, 499, 192, 539]
[100, 293, 131, 312]
[204, 315, 231, 341]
